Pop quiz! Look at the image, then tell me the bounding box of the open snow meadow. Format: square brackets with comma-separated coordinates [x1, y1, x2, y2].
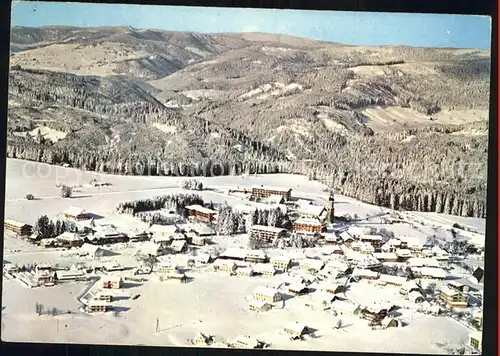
[1, 158, 487, 354]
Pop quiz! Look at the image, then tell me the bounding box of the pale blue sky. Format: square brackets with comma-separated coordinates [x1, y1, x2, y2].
[11, 2, 492, 49]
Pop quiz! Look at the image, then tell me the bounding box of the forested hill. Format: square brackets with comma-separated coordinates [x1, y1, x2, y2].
[7, 26, 491, 218]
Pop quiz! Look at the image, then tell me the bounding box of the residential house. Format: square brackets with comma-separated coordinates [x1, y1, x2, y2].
[373, 252, 398, 263]
[236, 266, 254, 277]
[251, 185, 292, 201]
[262, 194, 285, 205]
[63, 207, 90, 221]
[252, 263, 276, 277]
[297, 204, 326, 221]
[87, 300, 110, 313]
[149, 224, 178, 238]
[245, 250, 268, 263]
[407, 258, 441, 268]
[139, 242, 164, 257]
[408, 291, 425, 303]
[103, 262, 124, 272]
[323, 233, 339, 245]
[395, 249, 413, 261]
[190, 234, 206, 246]
[35, 263, 52, 272]
[353, 269, 379, 280]
[288, 283, 309, 296]
[78, 243, 104, 258]
[190, 224, 216, 237]
[250, 225, 287, 243]
[400, 281, 421, 296]
[231, 335, 261, 349]
[92, 225, 127, 244]
[101, 276, 123, 289]
[332, 300, 360, 316]
[56, 231, 84, 247]
[314, 290, 340, 304]
[36, 270, 57, 286]
[382, 318, 401, 329]
[418, 267, 447, 280]
[439, 286, 468, 308]
[249, 300, 273, 313]
[158, 263, 179, 274]
[4, 219, 33, 236]
[220, 247, 247, 261]
[469, 331, 482, 351]
[195, 253, 213, 265]
[170, 240, 188, 253]
[293, 218, 325, 234]
[283, 322, 308, 338]
[300, 258, 325, 274]
[359, 235, 383, 249]
[166, 270, 188, 282]
[56, 269, 86, 282]
[185, 205, 217, 223]
[338, 231, 354, 245]
[254, 286, 282, 303]
[359, 243, 375, 255]
[378, 274, 407, 287]
[448, 280, 470, 293]
[213, 259, 237, 274]
[270, 256, 292, 272]
[320, 282, 343, 294]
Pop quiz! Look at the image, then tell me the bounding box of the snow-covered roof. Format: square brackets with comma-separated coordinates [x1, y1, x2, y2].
[347, 226, 372, 237]
[264, 194, 285, 204]
[236, 266, 253, 274]
[359, 235, 383, 241]
[379, 274, 406, 285]
[96, 225, 123, 237]
[196, 253, 211, 263]
[79, 243, 101, 254]
[232, 335, 260, 349]
[407, 257, 440, 268]
[332, 300, 360, 312]
[314, 290, 337, 302]
[320, 282, 341, 292]
[360, 243, 375, 252]
[252, 263, 276, 273]
[252, 185, 291, 193]
[221, 247, 247, 260]
[149, 224, 178, 234]
[101, 275, 122, 283]
[246, 250, 268, 259]
[190, 224, 215, 236]
[213, 259, 237, 268]
[388, 238, 402, 246]
[171, 240, 187, 250]
[439, 285, 461, 296]
[57, 270, 85, 279]
[300, 258, 325, 271]
[56, 231, 83, 241]
[254, 286, 280, 297]
[294, 218, 323, 226]
[395, 249, 413, 258]
[353, 269, 379, 278]
[249, 299, 271, 308]
[64, 206, 87, 216]
[250, 225, 286, 234]
[373, 252, 398, 260]
[284, 322, 307, 334]
[139, 242, 162, 255]
[4, 219, 30, 227]
[418, 267, 447, 279]
[288, 283, 307, 292]
[408, 291, 424, 301]
[87, 299, 109, 307]
[448, 280, 465, 289]
[270, 255, 291, 264]
[298, 205, 326, 217]
[185, 205, 217, 215]
[401, 281, 420, 291]
[339, 231, 353, 240]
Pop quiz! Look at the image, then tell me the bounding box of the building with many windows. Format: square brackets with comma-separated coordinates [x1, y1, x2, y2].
[251, 186, 292, 201]
[250, 225, 287, 242]
[292, 218, 325, 234]
[4, 219, 32, 236]
[185, 205, 217, 223]
[270, 256, 292, 272]
[439, 285, 469, 308]
[254, 286, 282, 303]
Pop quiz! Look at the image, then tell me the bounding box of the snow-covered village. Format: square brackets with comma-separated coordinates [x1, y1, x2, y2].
[2, 158, 485, 354]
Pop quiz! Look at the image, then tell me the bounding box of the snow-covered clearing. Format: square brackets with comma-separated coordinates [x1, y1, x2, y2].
[151, 123, 177, 134]
[13, 126, 68, 143]
[180, 89, 225, 100]
[2, 158, 486, 351]
[239, 82, 303, 100]
[358, 106, 488, 132]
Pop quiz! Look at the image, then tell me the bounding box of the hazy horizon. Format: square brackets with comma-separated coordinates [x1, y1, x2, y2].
[11, 2, 492, 50]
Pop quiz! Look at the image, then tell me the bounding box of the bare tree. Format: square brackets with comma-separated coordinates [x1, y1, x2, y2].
[35, 302, 43, 316]
[142, 255, 159, 273]
[61, 185, 73, 198]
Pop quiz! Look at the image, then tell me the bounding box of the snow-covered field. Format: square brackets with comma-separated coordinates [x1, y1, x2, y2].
[2, 159, 486, 352]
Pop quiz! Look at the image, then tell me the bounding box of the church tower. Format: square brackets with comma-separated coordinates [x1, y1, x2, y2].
[326, 194, 335, 224]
